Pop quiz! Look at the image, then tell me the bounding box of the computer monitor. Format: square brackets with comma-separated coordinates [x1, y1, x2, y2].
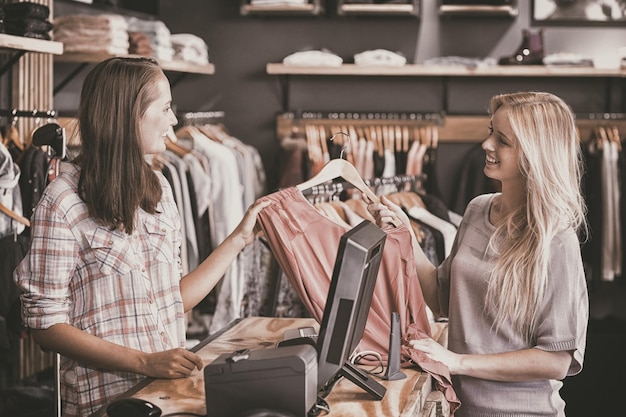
[315, 219, 387, 400]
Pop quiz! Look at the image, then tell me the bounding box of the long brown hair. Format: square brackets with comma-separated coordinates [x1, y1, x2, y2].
[75, 57, 164, 233]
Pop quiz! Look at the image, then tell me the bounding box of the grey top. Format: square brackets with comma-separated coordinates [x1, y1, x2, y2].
[438, 193, 588, 417]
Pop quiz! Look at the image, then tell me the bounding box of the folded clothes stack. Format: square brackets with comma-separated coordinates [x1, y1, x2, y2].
[129, 31, 152, 56]
[170, 33, 210, 66]
[126, 17, 174, 62]
[54, 14, 129, 55]
[354, 49, 406, 66]
[283, 49, 343, 67]
[1, 1, 52, 40]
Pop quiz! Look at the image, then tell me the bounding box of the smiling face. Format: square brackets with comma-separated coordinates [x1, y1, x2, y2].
[481, 106, 524, 188]
[139, 75, 178, 155]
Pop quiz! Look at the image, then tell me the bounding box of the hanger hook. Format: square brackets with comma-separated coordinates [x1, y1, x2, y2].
[329, 131, 351, 160]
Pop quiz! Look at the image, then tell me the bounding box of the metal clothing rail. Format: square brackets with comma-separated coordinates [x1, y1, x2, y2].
[575, 113, 626, 144]
[0, 108, 57, 118]
[177, 110, 225, 126]
[300, 174, 427, 197]
[287, 110, 444, 124]
[577, 112, 626, 121]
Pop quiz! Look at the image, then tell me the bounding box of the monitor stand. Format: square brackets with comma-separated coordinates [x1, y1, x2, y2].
[339, 361, 386, 400]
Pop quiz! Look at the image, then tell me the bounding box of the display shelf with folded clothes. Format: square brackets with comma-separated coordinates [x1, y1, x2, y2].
[0, 1, 63, 67]
[0, 33, 63, 55]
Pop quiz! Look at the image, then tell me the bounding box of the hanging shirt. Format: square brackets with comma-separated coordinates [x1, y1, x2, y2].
[14, 162, 185, 417]
[0, 141, 26, 239]
[256, 186, 460, 411]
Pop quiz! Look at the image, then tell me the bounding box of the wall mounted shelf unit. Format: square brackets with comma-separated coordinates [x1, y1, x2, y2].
[55, 53, 215, 74]
[54, 53, 215, 94]
[0, 34, 63, 76]
[267, 63, 625, 77]
[266, 62, 626, 120]
[56, 0, 158, 19]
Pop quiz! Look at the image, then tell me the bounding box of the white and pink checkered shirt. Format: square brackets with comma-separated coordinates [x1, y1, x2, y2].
[15, 162, 185, 417]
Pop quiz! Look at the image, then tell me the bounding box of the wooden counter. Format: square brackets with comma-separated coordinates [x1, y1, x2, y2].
[94, 317, 449, 417]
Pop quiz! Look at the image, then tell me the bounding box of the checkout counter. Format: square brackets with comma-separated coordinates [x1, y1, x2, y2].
[93, 317, 450, 417]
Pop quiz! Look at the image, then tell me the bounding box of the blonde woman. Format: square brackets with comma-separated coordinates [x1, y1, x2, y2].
[368, 91, 588, 417]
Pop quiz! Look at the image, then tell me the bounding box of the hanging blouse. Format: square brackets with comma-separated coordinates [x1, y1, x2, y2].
[256, 186, 459, 410]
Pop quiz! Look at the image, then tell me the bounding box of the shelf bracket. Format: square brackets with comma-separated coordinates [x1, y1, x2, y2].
[54, 63, 89, 96]
[279, 74, 290, 113]
[0, 50, 26, 77]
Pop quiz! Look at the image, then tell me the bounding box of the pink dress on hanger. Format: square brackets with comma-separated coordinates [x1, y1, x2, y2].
[256, 187, 460, 412]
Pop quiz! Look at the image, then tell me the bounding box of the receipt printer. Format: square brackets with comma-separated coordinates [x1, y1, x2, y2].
[204, 344, 318, 417]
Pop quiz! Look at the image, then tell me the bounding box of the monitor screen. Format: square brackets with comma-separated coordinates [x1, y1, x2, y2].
[315, 220, 387, 399]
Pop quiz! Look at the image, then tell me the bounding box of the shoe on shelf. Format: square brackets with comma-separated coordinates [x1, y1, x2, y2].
[499, 28, 545, 66]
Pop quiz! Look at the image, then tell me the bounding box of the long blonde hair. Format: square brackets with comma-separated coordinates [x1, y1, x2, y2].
[485, 92, 587, 343]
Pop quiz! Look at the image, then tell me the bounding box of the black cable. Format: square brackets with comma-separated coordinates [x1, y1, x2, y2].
[307, 396, 330, 416]
[161, 412, 206, 417]
[353, 352, 385, 376]
[317, 372, 343, 399]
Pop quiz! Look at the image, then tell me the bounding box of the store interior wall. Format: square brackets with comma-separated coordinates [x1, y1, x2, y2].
[54, 0, 626, 206]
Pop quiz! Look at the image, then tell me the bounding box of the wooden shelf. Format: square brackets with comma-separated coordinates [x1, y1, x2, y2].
[439, 5, 518, 17]
[438, 0, 518, 17]
[55, 0, 159, 20]
[240, 1, 324, 16]
[337, 1, 419, 17]
[266, 63, 626, 78]
[0, 34, 63, 55]
[56, 53, 215, 75]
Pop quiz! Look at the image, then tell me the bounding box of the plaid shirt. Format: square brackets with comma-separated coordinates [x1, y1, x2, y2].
[15, 162, 185, 417]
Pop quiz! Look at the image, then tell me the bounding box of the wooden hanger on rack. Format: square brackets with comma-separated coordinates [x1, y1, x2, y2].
[165, 127, 191, 157]
[1, 121, 23, 151]
[0, 202, 30, 227]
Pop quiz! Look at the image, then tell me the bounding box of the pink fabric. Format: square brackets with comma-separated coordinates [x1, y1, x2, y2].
[257, 187, 460, 412]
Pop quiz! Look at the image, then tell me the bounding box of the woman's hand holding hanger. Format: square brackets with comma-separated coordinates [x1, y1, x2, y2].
[364, 193, 411, 231]
[364, 192, 441, 316]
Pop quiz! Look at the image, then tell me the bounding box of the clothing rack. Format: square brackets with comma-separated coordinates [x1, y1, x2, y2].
[368, 174, 427, 189]
[578, 112, 626, 121]
[292, 110, 444, 123]
[277, 111, 444, 142]
[0, 109, 57, 119]
[177, 110, 225, 127]
[575, 113, 626, 144]
[300, 174, 428, 198]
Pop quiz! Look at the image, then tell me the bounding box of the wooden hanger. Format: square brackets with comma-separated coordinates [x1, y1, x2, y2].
[1, 123, 24, 151]
[165, 127, 191, 157]
[197, 124, 225, 143]
[431, 125, 439, 149]
[0, 202, 30, 227]
[403, 126, 410, 152]
[594, 126, 607, 151]
[296, 158, 402, 227]
[608, 125, 622, 152]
